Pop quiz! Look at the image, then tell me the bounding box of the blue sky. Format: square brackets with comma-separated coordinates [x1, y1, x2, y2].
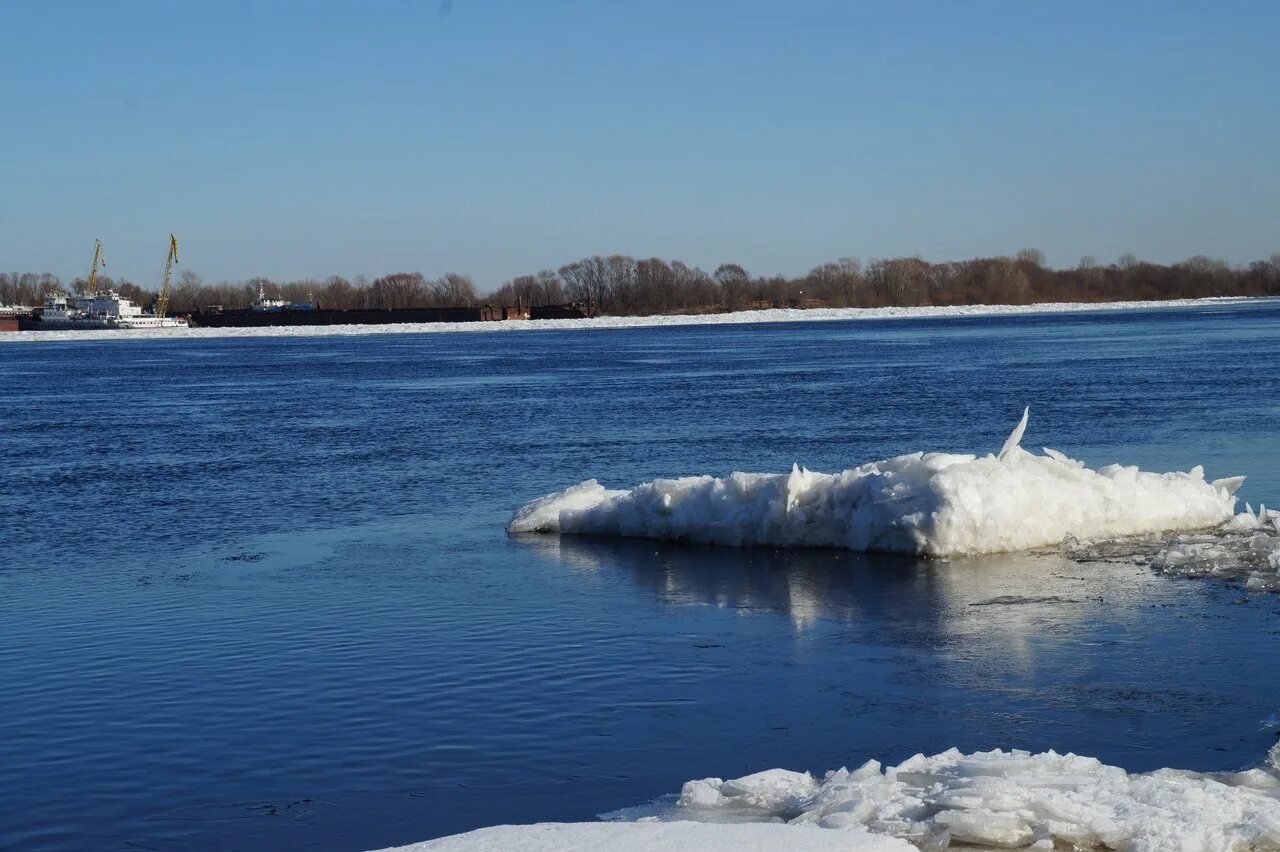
[2, 1, 1276, 289]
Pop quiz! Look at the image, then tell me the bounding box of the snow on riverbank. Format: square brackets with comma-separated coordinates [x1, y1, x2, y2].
[510, 409, 1243, 558]
[1, 295, 1270, 344]
[376, 745, 1280, 851]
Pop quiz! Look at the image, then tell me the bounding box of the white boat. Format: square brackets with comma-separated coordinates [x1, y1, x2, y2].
[27, 291, 188, 330]
[250, 282, 292, 312]
[22, 237, 189, 331]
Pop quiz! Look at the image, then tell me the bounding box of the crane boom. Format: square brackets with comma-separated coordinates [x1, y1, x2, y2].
[85, 239, 105, 297]
[155, 234, 179, 319]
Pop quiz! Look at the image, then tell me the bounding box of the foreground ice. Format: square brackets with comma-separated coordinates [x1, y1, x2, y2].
[1065, 503, 1280, 591]
[378, 744, 1280, 851]
[376, 820, 911, 851]
[2, 296, 1267, 344]
[509, 409, 1243, 558]
[611, 744, 1280, 851]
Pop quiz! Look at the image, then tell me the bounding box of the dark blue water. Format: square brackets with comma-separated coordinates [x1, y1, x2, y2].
[2, 303, 1279, 851]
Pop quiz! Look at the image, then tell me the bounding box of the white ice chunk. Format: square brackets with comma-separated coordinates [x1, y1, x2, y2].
[390, 744, 1280, 851]
[1131, 520, 1280, 591]
[507, 479, 628, 535]
[998, 406, 1030, 461]
[510, 412, 1242, 558]
[588, 746, 1280, 851]
[1212, 475, 1247, 497]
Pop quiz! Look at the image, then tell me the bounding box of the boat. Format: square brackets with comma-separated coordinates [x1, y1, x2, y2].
[248, 283, 317, 314]
[18, 237, 189, 331]
[20, 291, 188, 330]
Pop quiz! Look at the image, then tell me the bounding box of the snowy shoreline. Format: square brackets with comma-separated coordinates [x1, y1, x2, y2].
[380, 744, 1280, 851]
[1, 295, 1272, 344]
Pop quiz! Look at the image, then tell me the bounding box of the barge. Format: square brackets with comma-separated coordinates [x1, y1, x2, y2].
[0, 306, 22, 332]
[189, 286, 593, 328]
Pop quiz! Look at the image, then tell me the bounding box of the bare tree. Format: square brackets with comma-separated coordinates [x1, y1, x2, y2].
[14, 247, 1280, 319]
[714, 263, 751, 309]
[984, 258, 1031, 303]
[559, 256, 613, 311]
[865, 258, 929, 305]
[431, 273, 478, 307]
[321, 275, 357, 310]
[806, 257, 862, 306]
[370, 272, 426, 309]
[0, 272, 62, 305]
[1016, 248, 1045, 267]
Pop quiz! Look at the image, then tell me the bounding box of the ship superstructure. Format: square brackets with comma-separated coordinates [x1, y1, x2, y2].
[19, 237, 189, 331]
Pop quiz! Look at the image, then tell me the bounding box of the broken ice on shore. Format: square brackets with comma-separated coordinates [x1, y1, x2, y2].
[510, 408, 1246, 559]
[599, 743, 1280, 851]
[385, 744, 1280, 851]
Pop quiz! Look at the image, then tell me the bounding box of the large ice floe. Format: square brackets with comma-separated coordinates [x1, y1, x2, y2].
[509, 408, 1245, 558]
[378, 744, 1280, 851]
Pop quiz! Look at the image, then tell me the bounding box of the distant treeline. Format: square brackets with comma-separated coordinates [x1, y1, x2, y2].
[4, 250, 1280, 316]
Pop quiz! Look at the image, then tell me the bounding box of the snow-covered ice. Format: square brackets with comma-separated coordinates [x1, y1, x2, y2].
[2, 296, 1270, 344]
[509, 409, 1244, 558]
[373, 820, 912, 851]
[610, 744, 1280, 851]
[377, 744, 1280, 851]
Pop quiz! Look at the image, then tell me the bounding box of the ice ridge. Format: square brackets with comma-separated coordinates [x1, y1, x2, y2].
[508, 410, 1243, 558]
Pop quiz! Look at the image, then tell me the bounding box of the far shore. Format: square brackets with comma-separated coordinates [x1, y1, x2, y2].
[2, 294, 1274, 344]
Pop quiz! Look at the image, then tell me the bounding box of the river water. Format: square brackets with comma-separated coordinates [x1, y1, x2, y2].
[2, 302, 1278, 851]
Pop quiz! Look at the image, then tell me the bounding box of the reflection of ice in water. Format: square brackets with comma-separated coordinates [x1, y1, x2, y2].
[519, 536, 1111, 678]
[502, 537, 1280, 848]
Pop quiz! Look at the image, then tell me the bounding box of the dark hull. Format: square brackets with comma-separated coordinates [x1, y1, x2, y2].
[18, 317, 115, 330]
[530, 305, 594, 320]
[190, 307, 488, 328]
[190, 304, 593, 328]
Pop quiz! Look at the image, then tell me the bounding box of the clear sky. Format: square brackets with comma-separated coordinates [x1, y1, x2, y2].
[2, 1, 1277, 290]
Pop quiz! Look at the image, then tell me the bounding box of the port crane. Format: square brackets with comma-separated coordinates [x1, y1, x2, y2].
[84, 239, 106, 297]
[155, 234, 179, 319]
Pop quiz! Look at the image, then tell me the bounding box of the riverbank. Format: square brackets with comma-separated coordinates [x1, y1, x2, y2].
[2, 295, 1273, 343]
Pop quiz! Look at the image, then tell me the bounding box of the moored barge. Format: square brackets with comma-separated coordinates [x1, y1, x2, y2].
[189, 288, 594, 328]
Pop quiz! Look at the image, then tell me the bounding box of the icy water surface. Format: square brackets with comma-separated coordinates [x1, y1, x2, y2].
[2, 302, 1279, 851]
